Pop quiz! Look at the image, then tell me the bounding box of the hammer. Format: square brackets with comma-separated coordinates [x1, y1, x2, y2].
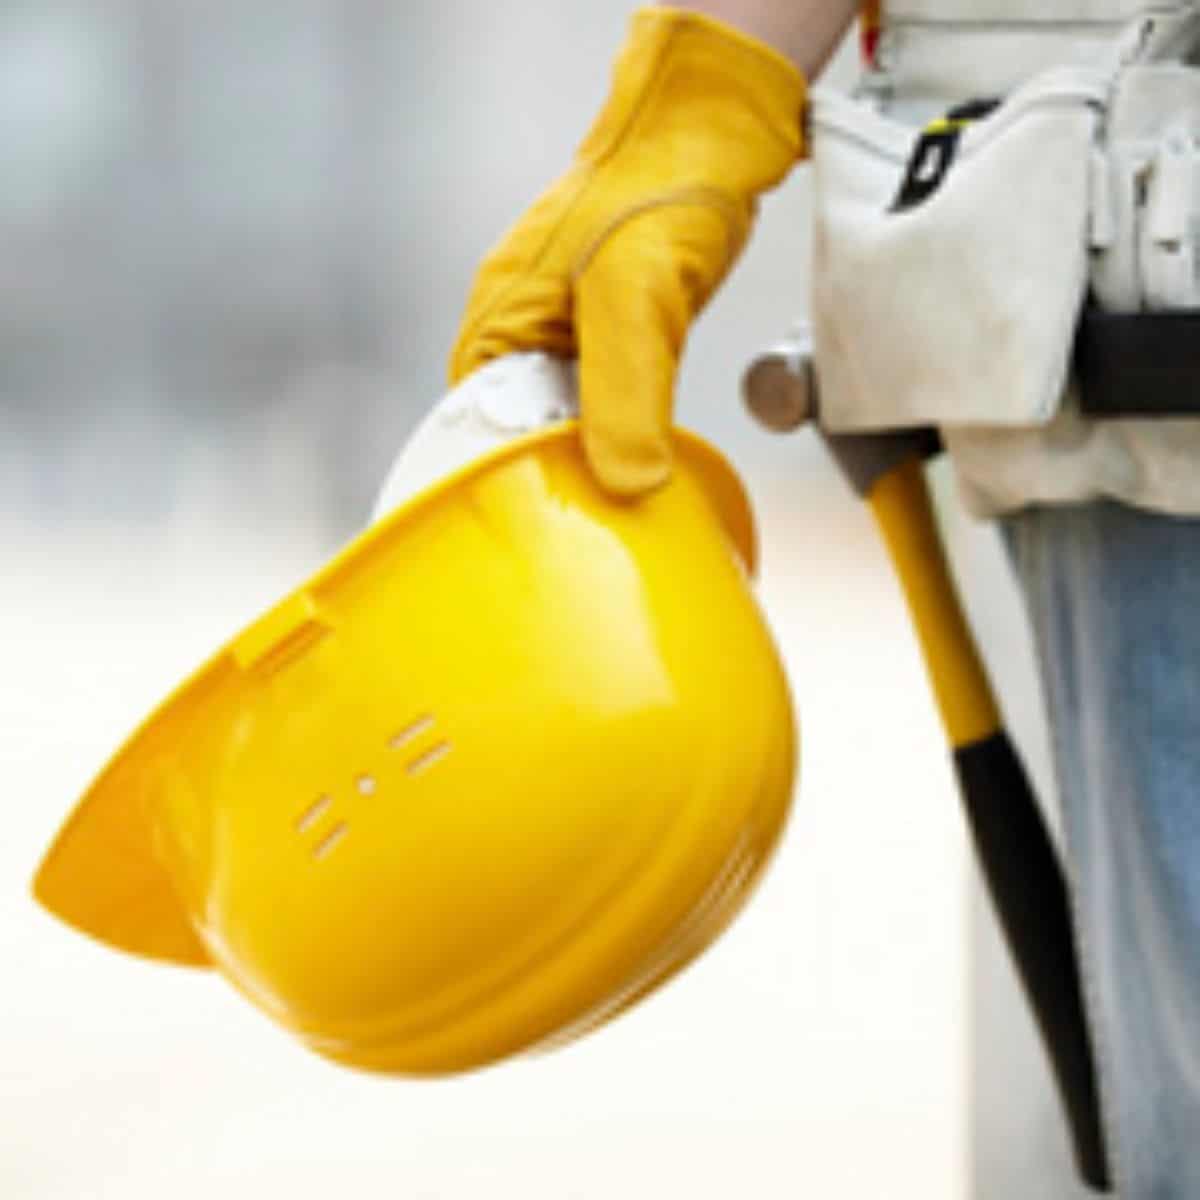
[744, 326, 1111, 1192]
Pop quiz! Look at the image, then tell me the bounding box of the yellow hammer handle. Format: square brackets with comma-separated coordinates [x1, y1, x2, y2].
[867, 459, 1001, 747]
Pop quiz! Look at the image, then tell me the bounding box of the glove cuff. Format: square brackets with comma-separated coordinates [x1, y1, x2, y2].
[579, 6, 809, 180]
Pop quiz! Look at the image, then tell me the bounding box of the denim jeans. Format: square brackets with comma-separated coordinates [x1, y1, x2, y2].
[1000, 501, 1200, 1199]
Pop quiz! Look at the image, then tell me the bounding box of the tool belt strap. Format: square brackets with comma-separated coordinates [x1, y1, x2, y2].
[1075, 306, 1200, 417]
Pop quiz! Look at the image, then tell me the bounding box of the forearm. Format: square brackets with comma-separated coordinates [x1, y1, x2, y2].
[675, 0, 861, 77]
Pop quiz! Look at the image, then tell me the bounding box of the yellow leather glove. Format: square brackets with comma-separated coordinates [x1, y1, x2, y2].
[449, 7, 807, 495]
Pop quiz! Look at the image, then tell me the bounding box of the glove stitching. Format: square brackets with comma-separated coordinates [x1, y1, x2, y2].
[579, 19, 681, 168]
[569, 186, 749, 283]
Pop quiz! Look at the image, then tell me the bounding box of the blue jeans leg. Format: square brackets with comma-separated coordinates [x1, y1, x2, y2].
[1000, 500, 1200, 1199]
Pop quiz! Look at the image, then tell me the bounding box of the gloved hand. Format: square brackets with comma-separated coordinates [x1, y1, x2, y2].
[449, 6, 807, 496]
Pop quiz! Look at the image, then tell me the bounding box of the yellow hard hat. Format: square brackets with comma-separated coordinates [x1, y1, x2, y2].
[33, 355, 797, 1076]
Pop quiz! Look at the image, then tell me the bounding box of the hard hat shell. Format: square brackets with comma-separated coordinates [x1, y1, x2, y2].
[34, 368, 797, 1076]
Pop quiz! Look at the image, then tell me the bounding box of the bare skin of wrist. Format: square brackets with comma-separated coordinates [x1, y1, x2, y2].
[676, 0, 862, 77]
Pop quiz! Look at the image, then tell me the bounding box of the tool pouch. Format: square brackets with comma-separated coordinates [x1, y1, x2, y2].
[810, 67, 1109, 432]
[809, 5, 1200, 432]
[1076, 48, 1200, 415]
[1090, 23, 1200, 313]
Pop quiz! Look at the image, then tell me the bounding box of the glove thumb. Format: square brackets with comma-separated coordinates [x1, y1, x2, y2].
[575, 202, 743, 497]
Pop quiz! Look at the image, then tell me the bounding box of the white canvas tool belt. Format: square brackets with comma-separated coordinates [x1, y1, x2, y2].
[810, 2, 1200, 435]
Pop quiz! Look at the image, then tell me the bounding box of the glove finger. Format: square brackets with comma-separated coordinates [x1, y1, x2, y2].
[575, 202, 743, 496]
[448, 174, 584, 385]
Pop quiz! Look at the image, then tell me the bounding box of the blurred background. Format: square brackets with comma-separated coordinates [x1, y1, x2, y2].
[1, 3, 1091, 1196]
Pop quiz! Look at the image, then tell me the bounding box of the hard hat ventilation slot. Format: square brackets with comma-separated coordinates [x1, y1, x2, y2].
[405, 740, 452, 776]
[312, 821, 348, 860]
[388, 714, 434, 749]
[295, 794, 332, 833]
